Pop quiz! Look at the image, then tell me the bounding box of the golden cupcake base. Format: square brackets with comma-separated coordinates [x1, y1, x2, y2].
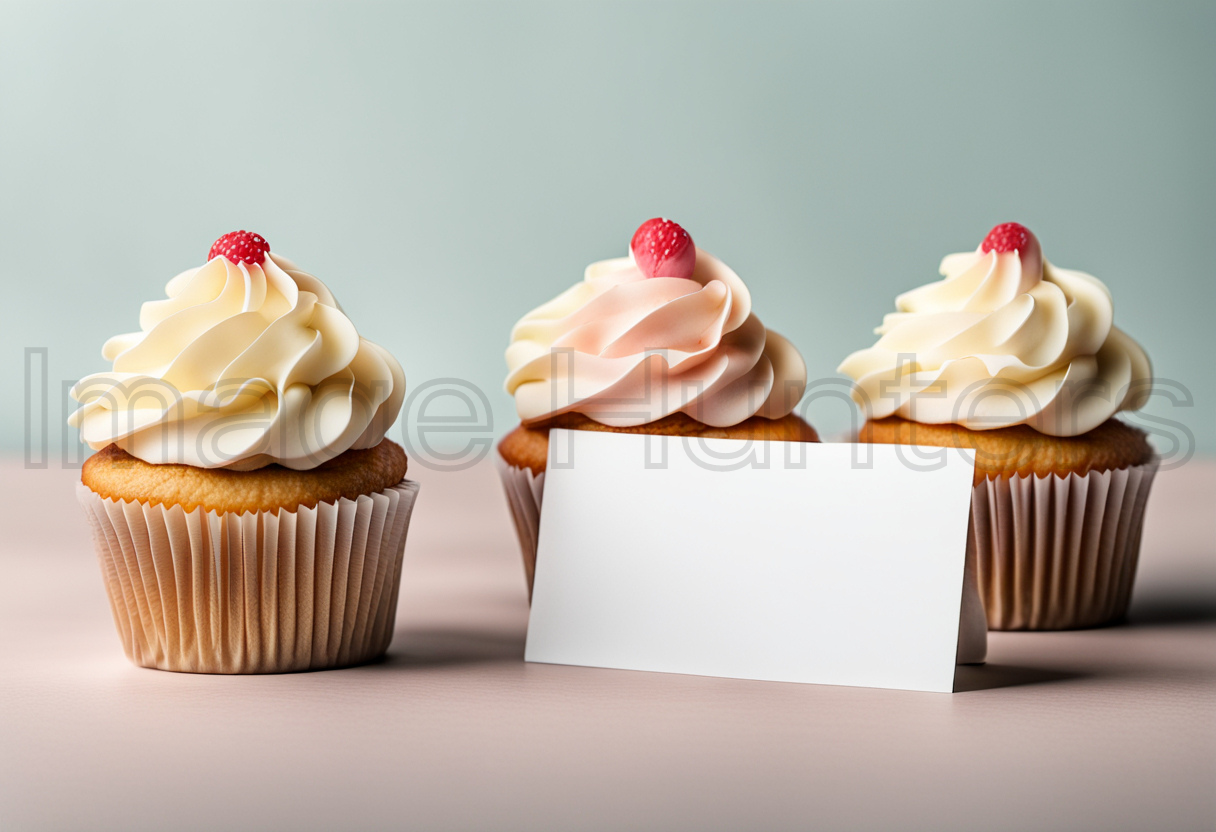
[856, 417, 1158, 630]
[971, 461, 1157, 630]
[78, 480, 419, 673]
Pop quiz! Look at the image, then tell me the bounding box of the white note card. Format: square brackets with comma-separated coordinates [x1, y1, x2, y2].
[525, 429, 977, 693]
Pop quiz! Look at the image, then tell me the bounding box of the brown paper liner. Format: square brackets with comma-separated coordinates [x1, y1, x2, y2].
[77, 480, 420, 673]
[972, 461, 1157, 630]
[496, 456, 988, 664]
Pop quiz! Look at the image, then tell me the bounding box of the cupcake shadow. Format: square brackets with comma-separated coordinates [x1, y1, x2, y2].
[380, 626, 526, 668]
[1121, 591, 1216, 626]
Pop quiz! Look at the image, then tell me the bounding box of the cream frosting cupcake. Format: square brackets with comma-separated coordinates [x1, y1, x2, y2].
[72, 233, 404, 470]
[838, 223, 1157, 630]
[498, 218, 818, 595]
[72, 230, 419, 673]
[839, 222, 1150, 437]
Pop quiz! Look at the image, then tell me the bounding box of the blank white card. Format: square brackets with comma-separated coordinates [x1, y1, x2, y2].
[525, 429, 977, 693]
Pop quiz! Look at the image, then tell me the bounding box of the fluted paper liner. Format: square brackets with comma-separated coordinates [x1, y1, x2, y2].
[972, 460, 1157, 630]
[78, 480, 420, 673]
[497, 457, 988, 664]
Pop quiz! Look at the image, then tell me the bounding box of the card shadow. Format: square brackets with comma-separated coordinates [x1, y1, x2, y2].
[953, 663, 1085, 692]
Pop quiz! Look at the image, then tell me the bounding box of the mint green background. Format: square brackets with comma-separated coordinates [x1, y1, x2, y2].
[2, 1, 1213, 459]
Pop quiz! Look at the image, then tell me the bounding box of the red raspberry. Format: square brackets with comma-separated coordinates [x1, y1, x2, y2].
[208, 230, 270, 266]
[980, 222, 1034, 255]
[630, 218, 696, 280]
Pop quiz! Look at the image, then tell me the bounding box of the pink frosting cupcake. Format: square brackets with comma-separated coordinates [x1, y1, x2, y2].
[496, 217, 820, 595]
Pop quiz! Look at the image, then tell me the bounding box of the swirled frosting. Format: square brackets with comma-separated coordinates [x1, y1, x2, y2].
[837, 238, 1151, 436]
[505, 248, 806, 427]
[70, 252, 405, 470]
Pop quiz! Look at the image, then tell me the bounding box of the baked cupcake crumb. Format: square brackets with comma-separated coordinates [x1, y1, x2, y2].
[83, 439, 408, 515]
[858, 417, 1153, 484]
[499, 412, 819, 475]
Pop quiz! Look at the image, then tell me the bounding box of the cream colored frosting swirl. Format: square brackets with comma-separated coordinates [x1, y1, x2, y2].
[70, 253, 405, 470]
[505, 248, 806, 426]
[837, 245, 1151, 436]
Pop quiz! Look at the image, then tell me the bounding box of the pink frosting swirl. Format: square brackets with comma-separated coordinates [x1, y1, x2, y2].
[504, 249, 806, 427]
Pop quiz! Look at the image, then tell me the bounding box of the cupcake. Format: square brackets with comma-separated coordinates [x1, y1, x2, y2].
[838, 222, 1156, 630]
[498, 218, 818, 596]
[70, 230, 418, 673]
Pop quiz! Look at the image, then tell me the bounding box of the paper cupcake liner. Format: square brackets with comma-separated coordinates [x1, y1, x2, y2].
[77, 480, 420, 674]
[496, 456, 988, 664]
[971, 460, 1157, 630]
[497, 457, 546, 601]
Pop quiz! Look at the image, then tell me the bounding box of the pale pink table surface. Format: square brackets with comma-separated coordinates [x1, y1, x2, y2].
[1, 457, 1213, 832]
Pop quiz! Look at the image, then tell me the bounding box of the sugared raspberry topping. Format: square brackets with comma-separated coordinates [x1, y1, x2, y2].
[630, 218, 696, 280]
[981, 222, 1035, 255]
[208, 230, 270, 266]
[979, 221, 1043, 284]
